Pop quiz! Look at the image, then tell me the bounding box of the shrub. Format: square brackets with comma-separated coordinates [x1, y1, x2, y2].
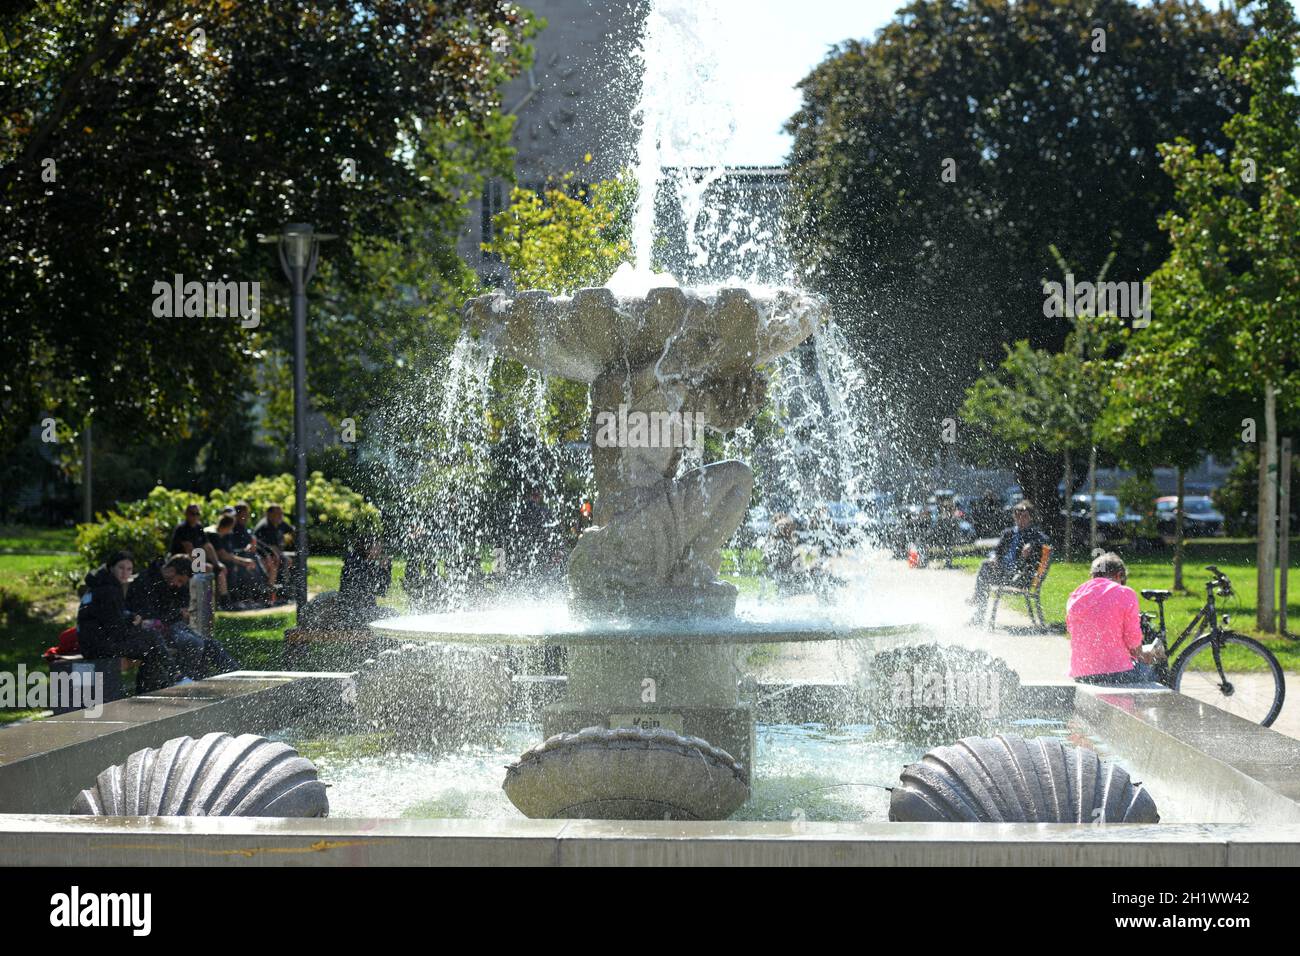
[75, 472, 380, 568]
[76, 513, 167, 570]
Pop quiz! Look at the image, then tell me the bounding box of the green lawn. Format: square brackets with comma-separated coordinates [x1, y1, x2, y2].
[0, 524, 76, 554]
[0, 530, 752, 723]
[955, 538, 1300, 671]
[0, 549, 82, 723]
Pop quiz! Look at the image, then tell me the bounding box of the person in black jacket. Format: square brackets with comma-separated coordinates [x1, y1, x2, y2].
[128, 556, 240, 678]
[968, 501, 1051, 623]
[77, 551, 181, 693]
[337, 535, 392, 625]
[127, 556, 190, 625]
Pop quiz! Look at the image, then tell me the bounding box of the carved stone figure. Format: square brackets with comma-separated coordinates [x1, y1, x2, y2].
[465, 285, 823, 616]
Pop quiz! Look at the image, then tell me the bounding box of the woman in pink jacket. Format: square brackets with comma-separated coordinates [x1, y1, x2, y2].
[1066, 552, 1166, 685]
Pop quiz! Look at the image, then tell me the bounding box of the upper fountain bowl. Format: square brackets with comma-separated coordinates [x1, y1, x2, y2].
[464, 285, 826, 384]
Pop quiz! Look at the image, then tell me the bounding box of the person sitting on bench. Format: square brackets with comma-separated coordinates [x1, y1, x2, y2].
[968, 500, 1050, 623]
[77, 551, 182, 693]
[253, 503, 294, 593]
[128, 555, 240, 678]
[1066, 551, 1166, 685]
[217, 511, 268, 605]
[337, 533, 392, 625]
[173, 502, 227, 602]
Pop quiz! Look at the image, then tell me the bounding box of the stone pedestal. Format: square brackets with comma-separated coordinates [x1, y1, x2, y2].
[189, 571, 215, 637]
[542, 641, 755, 781]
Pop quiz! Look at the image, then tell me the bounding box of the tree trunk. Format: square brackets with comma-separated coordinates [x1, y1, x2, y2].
[1088, 445, 1098, 553]
[1280, 437, 1292, 636]
[1062, 451, 1073, 563]
[1173, 466, 1185, 591]
[1258, 384, 1278, 633]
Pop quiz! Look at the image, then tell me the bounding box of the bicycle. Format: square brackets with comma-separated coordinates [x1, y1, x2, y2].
[1140, 566, 1286, 727]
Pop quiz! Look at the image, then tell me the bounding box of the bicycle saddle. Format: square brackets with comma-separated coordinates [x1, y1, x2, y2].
[1141, 589, 1171, 601]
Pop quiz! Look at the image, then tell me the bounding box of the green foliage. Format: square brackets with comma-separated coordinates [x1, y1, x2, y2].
[256, 112, 522, 451]
[1214, 447, 1300, 534]
[785, 0, 1251, 437]
[1118, 0, 1300, 428]
[477, 173, 635, 448]
[483, 174, 635, 293]
[963, 340, 1103, 461]
[0, 1, 538, 460]
[215, 474, 381, 547]
[1116, 474, 1158, 517]
[75, 514, 164, 573]
[1116, 473, 1160, 537]
[75, 473, 379, 568]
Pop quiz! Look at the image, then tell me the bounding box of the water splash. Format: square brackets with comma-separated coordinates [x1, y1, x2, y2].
[631, 0, 740, 277]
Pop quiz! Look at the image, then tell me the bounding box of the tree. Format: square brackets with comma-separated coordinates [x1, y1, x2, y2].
[1123, 0, 1300, 628]
[361, 174, 634, 568]
[962, 247, 1121, 560]
[785, 0, 1252, 467]
[0, 1, 537, 462]
[482, 173, 635, 441]
[962, 337, 1103, 561]
[484, 174, 635, 294]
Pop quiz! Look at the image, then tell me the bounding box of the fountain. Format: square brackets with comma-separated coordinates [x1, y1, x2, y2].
[370, 280, 920, 819]
[358, 0, 932, 819]
[8, 0, 1300, 870]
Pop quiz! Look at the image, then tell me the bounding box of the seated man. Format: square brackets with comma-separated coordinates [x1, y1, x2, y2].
[253, 503, 294, 592]
[170, 503, 209, 562]
[214, 512, 266, 606]
[1066, 552, 1165, 685]
[127, 555, 240, 678]
[77, 551, 182, 693]
[968, 500, 1050, 622]
[173, 502, 227, 602]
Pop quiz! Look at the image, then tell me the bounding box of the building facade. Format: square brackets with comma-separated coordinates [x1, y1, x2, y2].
[460, 0, 648, 285]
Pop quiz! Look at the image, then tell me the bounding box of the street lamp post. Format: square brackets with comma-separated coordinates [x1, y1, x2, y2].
[260, 223, 335, 614]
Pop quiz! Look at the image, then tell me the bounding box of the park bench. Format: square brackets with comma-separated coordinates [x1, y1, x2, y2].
[45, 655, 130, 714]
[988, 544, 1053, 632]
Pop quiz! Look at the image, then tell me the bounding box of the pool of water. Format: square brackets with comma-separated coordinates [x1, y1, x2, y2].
[277, 717, 1089, 822]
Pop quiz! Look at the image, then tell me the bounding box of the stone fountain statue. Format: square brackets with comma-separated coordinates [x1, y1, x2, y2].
[465, 284, 824, 618]
[368, 281, 831, 820]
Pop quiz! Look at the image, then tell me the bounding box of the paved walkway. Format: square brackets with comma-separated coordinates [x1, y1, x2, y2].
[751, 548, 1300, 741]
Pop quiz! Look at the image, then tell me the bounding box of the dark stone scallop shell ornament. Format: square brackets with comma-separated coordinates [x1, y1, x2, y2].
[71, 732, 329, 818]
[503, 726, 750, 820]
[889, 734, 1159, 824]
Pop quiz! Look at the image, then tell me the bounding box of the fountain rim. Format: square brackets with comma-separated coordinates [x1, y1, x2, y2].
[367, 613, 923, 647]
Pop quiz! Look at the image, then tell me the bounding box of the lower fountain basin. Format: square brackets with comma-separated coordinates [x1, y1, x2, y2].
[5, 673, 1300, 865]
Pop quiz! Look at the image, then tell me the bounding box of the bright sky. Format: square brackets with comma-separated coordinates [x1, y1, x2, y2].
[710, 0, 911, 164]
[712, 0, 1297, 166]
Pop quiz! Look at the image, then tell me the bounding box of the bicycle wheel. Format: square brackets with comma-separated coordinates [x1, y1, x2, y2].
[1170, 632, 1286, 727]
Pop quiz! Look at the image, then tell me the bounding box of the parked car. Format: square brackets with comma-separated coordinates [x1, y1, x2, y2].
[1066, 493, 1142, 542]
[926, 492, 977, 545]
[856, 491, 898, 545]
[1154, 496, 1225, 537]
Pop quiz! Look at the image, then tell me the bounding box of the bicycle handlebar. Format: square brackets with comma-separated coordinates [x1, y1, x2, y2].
[1204, 565, 1233, 596]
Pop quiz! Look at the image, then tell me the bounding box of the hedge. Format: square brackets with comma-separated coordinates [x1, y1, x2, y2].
[75, 473, 380, 569]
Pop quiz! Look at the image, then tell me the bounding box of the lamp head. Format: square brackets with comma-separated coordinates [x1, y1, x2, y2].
[259, 223, 337, 272]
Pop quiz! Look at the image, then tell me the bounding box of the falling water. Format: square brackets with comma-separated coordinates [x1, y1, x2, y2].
[365, 0, 897, 613]
[629, 0, 738, 275]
